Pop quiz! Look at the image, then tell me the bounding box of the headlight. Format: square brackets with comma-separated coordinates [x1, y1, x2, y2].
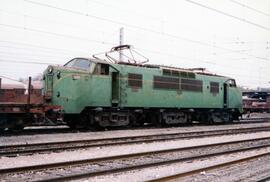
[48, 66, 53, 73]
[56, 71, 61, 79]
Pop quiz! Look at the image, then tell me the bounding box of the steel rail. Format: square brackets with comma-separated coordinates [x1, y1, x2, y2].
[149, 152, 270, 182]
[257, 175, 270, 182]
[1, 137, 270, 181]
[1, 126, 270, 157]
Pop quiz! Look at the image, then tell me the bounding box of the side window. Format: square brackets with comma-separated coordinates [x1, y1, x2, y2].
[128, 73, 143, 88]
[228, 79, 236, 87]
[210, 82, 219, 94]
[100, 64, 109, 75]
[94, 63, 109, 75]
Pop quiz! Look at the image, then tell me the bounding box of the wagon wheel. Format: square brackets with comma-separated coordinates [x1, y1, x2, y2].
[0, 128, 5, 133]
[8, 117, 25, 132]
[129, 113, 143, 127]
[201, 113, 213, 124]
[10, 124, 24, 132]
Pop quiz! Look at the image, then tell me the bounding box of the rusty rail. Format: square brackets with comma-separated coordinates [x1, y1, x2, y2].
[150, 152, 270, 182]
[1, 126, 270, 157]
[1, 137, 270, 181]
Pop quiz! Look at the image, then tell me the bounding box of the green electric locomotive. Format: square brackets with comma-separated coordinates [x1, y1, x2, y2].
[43, 45, 242, 129]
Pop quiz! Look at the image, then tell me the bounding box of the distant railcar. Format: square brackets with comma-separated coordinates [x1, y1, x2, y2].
[242, 91, 270, 113]
[43, 45, 243, 129]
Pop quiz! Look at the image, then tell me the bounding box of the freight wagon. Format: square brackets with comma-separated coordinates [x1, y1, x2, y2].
[0, 78, 44, 131]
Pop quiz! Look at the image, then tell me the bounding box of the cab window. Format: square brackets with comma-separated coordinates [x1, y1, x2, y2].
[93, 63, 109, 75]
[64, 58, 92, 71]
[228, 79, 236, 87]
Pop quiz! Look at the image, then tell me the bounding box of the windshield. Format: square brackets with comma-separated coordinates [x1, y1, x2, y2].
[64, 58, 92, 71]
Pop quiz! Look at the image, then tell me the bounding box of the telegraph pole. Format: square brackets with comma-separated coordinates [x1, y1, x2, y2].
[119, 27, 124, 62]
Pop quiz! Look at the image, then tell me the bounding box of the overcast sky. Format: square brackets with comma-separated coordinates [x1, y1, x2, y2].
[0, 0, 269, 88]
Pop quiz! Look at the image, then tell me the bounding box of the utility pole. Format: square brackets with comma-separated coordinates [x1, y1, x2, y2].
[119, 27, 124, 62]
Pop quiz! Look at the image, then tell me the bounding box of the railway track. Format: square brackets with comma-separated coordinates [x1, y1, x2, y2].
[0, 117, 268, 136]
[150, 151, 270, 182]
[1, 136, 270, 181]
[258, 176, 270, 182]
[1, 125, 270, 157]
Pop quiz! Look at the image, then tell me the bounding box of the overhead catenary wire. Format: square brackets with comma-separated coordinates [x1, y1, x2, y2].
[229, 0, 270, 18]
[0, 10, 268, 62]
[0, 49, 78, 59]
[0, 8, 120, 42]
[0, 23, 115, 46]
[86, 0, 163, 22]
[4, 5, 264, 52]
[0, 40, 89, 54]
[0, 75, 22, 82]
[23, 0, 270, 63]
[0, 58, 56, 65]
[185, 0, 270, 31]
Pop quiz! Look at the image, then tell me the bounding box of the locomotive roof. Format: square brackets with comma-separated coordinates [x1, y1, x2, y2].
[69, 57, 229, 79]
[76, 45, 232, 79]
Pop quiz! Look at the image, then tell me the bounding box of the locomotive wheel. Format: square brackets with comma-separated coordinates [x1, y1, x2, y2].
[147, 112, 162, 127]
[129, 114, 140, 127]
[200, 113, 213, 124]
[8, 117, 25, 132]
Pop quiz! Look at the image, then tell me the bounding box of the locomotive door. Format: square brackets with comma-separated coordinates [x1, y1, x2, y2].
[223, 83, 228, 108]
[111, 72, 119, 106]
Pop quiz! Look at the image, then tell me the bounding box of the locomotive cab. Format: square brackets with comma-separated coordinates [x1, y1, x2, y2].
[44, 58, 95, 102]
[43, 57, 116, 127]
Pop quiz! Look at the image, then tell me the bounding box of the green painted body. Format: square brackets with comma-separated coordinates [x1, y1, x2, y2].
[44, 59, 243, 114]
